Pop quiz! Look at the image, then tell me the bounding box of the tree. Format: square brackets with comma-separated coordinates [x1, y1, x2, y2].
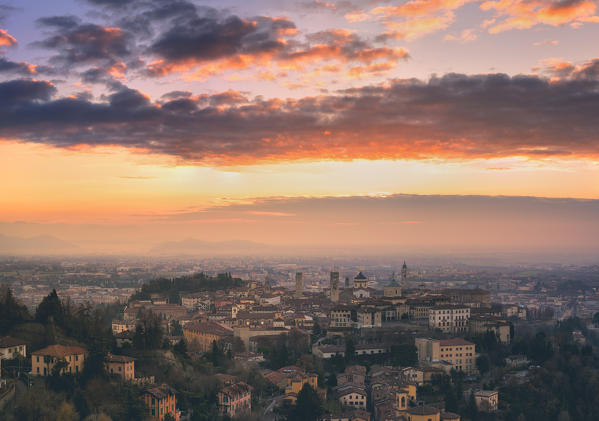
[390, 344, 417, 366]
[0, 285, 30, 334]
[174, 339, 187, 356]
[593, 312, 599, 327]
[344, 337, 355, 362]
[288, 383, 323, 421]
[476, 355, 490, 375]
[36, 289, 64, 325]
[56, 401, 79, 421]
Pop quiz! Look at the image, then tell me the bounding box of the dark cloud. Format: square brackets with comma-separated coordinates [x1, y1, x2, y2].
[2, 70, 599, 162]
[36, 20, 132, 68]
[0, 57, 35, 75]
[0, 79, 56, 102]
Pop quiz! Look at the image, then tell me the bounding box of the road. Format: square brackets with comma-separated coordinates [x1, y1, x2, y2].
[263, 394, 285, 421]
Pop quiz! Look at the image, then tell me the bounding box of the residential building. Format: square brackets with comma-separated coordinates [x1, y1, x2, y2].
[105, 353, 135, 380]
[406, 406, 441, 421]
[143, 384, 180, 421]
[329, 306, 356, 328]
[429, 305, 470, 333]
[0, 337, 26, 360]
[32, 344, 87, 376]
[415, 338, 476, 374]
[469, 316, 511, 344]
[218, 381, 252, 417]
[474, 390, 498, 412]
[284, 371, 319, 403]
[183, 320, 233, 352]
[336, 384, 367, 409]
[357, 308, 382, 328]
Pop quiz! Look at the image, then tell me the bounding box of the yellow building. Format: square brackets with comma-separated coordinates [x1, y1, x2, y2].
[105, 353, 135, 380]
[183, 320, 233, 352]
[407, 406, 441, 421]
[32, 344, 87, 376]
[284, 372, 319, 403]
[416, 338, 477, 375]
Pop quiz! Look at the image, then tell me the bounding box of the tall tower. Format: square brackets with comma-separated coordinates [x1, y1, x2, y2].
[330, 271, 340, 303]
[295, 272, 303, 298]
[401, 261, 408, 285]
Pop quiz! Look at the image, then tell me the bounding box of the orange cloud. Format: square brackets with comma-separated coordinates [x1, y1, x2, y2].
[480, 0, 599, 33]
[0, 29, 17, 47]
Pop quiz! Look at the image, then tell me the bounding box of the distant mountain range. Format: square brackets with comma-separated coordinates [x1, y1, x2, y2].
[0, 234, 78, 254]
[149, 238, 272, 255]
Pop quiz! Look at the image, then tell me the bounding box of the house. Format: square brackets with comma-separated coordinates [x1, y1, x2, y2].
[0, 336, 27, 360]
[105, 353, 135, 380]
[415, 337, 477, 374]
[474, 390, 498, 412]
[336, 384, 367, 409]
[143, 384, 180, 421]
[284, 371, 319, 403]
[218, 381, 252, 417]
[183, 320, 233, 352]
[32, 344, 87, 376]
[406, 406, 441, 421]
[320, 409, 371, 421]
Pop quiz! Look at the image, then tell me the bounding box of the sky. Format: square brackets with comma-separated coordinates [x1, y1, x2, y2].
[0, 0, 598, 255]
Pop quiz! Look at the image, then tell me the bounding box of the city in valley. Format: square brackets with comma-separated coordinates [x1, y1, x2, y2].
[1, 254, 599, 420]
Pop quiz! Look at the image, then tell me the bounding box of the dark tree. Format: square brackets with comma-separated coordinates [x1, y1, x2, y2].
[36, 289, 64, 325]
[288, 383, 323, 421]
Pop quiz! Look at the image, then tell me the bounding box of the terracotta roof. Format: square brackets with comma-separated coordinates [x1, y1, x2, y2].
[220, 381, 252, 397]
[183, 320, 233, 336]
[105, 353, 135, 363]
[439, 338, 474, 347]
[441, 412, 461, 420]
[145, 384, 176, 400]
[32, 344, 87, 357]
[407, 406, 440, 416]
[0, 336, 26, 348]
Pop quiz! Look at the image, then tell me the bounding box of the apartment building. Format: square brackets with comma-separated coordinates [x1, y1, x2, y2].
[428, 305, 470, 334]
[416, 338, 476, 374]
[32, 344, 87, 376]
[218, 381, 252, 417]
[0, 336, 26, 360]
[105, 353, 135, 380]
[183, 320, 233, 352]
[143, 384, 180, 421]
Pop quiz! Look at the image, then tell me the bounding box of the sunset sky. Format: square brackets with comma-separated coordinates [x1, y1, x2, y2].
[0, 0, 598, 253]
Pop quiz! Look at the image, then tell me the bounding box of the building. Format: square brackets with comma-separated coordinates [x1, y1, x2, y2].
[143, 384, 180, 421]
[295, 272, 304, 298]
[331, 271, 340, 303]
[32, 344, 87, 376]
[353, 271, 368, 289]
[429, 305, 470, 334]
[383, 272, 402, 298]
[218, 381, 252, 417]
[284, 372, 319, 403]
[336, 384, 367, 409]
[111, 320, 136, 334]
[0, 337, 26, 360]
[357, 308, 382, 328]
[415, 338, 476, 374]
[180, 293, 211, 311]
[440, 288, 490, 308]
[406, 406, 440, 421]
[104, 353, 135, 380]
[183, 320, 233, 352]
[329, 306, 356, 328]
[469, 316, 511, 344]
[474, 390, 498, 412]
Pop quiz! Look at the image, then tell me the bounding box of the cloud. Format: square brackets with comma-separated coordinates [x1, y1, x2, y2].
[480, 0, 599, 33]
[0, 28, 17, 47]
[2, 69, 599, 163]
[36, 19, 133, 70]
[444, 28, 478, 42]
[0, 57, 37, 75]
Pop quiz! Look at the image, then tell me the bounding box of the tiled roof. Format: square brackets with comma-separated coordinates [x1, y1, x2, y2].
[105, 353, 135, 363]
[32, 344, 87, 357]
[407, 406, 440, 416]
[145, 384, 176, 400]
[183, 320, 233, 336]
[0, 336, 26, 348]
[220, 381, 252, 397]
[439, 338, 474, 347]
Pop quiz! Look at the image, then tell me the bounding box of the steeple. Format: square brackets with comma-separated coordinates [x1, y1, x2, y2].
[401, 261, 408, 284]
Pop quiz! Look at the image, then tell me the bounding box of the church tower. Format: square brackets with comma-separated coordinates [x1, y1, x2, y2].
[330, 271, 339, 303]
[295, 272, 303, 298]
[384, 271, 402, 298]
[401, 261, 408, 285]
